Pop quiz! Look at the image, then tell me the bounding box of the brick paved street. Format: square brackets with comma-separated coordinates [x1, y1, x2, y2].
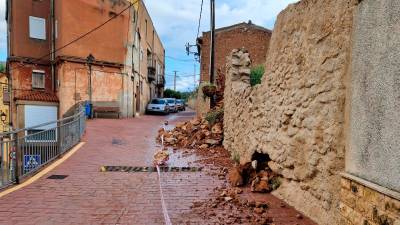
[0, 111, 315, 225]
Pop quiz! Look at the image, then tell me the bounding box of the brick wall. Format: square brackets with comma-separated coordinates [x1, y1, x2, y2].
[200, 23, 271, 83]
[340, 177, 400, 225]
[197, 23, 271, 115]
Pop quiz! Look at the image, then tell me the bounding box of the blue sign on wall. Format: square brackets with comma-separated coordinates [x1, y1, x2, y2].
[24, 155, 41, 172]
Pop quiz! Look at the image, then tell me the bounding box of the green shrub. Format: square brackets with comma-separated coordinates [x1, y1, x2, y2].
[205, 109, 224, 125]
[250, 65, 265, 86]
[164, 89, 182, 99]
[270, 177, 281, 190]
[232, 152, 240, 164]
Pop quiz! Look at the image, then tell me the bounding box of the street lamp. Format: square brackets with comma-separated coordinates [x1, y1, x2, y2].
[86, 54, 95, 119]
[0, 111, 7, 132]
[1, 112, 6, 123]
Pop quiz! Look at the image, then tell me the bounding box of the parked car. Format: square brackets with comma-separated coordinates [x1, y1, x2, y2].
[146, 98, 169, 115]
[165, 98, 178, 113]
[176, 99, 186, 111]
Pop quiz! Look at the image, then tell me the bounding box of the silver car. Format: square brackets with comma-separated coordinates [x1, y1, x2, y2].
[176, 99, 186, 111]
[164, 98, 178, 113]
[146, 98, 169, 115]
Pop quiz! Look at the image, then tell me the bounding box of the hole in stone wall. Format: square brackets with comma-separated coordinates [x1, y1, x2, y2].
[251, 151, 271, 172]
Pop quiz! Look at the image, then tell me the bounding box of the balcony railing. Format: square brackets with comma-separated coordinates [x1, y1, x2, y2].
[156, 75, 165, 87]
[148, 66, 156, 81]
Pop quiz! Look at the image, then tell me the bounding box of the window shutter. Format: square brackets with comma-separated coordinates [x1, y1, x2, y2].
[32, 71, 45, 89]
[29, 16, 46, 40]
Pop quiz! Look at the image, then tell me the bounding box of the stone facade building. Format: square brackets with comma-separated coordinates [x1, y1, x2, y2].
[196, 21, 271, 116]
[223, 0, 400, 224]
[6, 0, 165, 130]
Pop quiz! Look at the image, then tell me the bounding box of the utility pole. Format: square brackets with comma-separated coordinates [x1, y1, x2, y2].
[194, 63, 196, 91]
[209, 0, 215, 85]
[173, 70, 178, 91]
[209, 0, 216, 108]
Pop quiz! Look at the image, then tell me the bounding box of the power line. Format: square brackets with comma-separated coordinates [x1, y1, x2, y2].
[165, 73, 200, 77]
[165, 55, 195, 62]
[196, 0, 204, 39]
[9, 0, 137, 73]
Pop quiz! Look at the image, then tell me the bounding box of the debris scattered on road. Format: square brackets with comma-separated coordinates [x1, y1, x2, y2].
[153, 150, 170, 165]
[157, 117, 223, 149]
[227, 162, 281, 193]
[182, 186, 274, 225]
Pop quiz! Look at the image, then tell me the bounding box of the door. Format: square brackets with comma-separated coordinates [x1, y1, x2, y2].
[136, 84, 140, 113]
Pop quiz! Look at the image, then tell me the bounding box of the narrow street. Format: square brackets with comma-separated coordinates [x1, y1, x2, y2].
[0, 111, 220, 225]
[0, 110, 315, 225]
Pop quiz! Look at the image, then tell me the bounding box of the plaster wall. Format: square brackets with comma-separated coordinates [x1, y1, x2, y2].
[348, 0, 400, 193]
[57, 62, 129, 118]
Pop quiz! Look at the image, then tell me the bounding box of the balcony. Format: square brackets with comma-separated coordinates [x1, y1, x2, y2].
[148, 66, 156, 81]
[156, 75, 165, 87]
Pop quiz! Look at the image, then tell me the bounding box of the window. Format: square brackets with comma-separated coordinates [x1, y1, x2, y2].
[145, 19, 148, 38]
[147, 50, 153, 67]
[32, 70, 45, 89]
[29, 16, 46, 40]
[151, 99, 165, 104]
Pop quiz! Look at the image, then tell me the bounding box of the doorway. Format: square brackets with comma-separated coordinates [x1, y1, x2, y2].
[136, 83, 140, 113]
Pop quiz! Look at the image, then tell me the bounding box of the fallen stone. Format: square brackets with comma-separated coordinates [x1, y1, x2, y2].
[228, 167, 244, 187]
[199, 144, 209, 149]
[251, 177, 271, 193]
[224, 197, 233, 202]
[211, 123, 223, 134]
[205, 139, 220, 145]
[254, 207, 264, 214]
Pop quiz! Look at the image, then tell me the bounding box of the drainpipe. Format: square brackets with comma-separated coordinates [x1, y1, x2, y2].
[86, 54, 95, 119]
[50, 0, 56, 92]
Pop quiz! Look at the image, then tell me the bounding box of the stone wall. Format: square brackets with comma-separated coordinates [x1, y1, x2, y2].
[196, 82, 211, 117]
[197, 22, 271, 117]
[340, 175, 400, 225]
[223, 0, 359, 224]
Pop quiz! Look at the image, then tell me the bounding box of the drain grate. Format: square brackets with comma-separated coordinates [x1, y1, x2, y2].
[47, 175, 69, 180]
[112, 138, 125, 146]
[100, 166, 203, 173]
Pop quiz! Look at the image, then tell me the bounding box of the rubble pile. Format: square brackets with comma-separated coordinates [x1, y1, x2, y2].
[228, 161, 281, 193]
[186, 186, 274, 225]
[157, 117, 223, 149]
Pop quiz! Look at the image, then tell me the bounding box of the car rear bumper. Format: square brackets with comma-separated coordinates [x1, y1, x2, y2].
[146, 108, 168, 114]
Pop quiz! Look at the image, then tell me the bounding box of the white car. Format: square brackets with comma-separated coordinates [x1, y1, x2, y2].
[146, 98, 169, 115]
[164, 98, 178, 113]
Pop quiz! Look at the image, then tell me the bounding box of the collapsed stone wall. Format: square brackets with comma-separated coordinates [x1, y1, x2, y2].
[223, 0, 359, 224]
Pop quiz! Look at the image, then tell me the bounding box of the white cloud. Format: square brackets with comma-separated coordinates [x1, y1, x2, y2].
[0, 0, 300, 89]
[145, 0, 299, 91]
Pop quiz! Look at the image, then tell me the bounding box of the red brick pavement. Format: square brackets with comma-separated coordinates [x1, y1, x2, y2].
[0, 110, 316, 225]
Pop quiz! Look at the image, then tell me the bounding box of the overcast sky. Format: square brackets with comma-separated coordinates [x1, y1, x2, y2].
[0, 0, 299, 91]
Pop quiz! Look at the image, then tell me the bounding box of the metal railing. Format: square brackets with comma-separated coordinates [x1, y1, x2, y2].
[0, 108, 86, 188]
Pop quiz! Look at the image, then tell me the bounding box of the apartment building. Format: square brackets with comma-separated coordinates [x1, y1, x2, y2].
[134, 0, 165, 114]
[6, 0, 165, 130]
